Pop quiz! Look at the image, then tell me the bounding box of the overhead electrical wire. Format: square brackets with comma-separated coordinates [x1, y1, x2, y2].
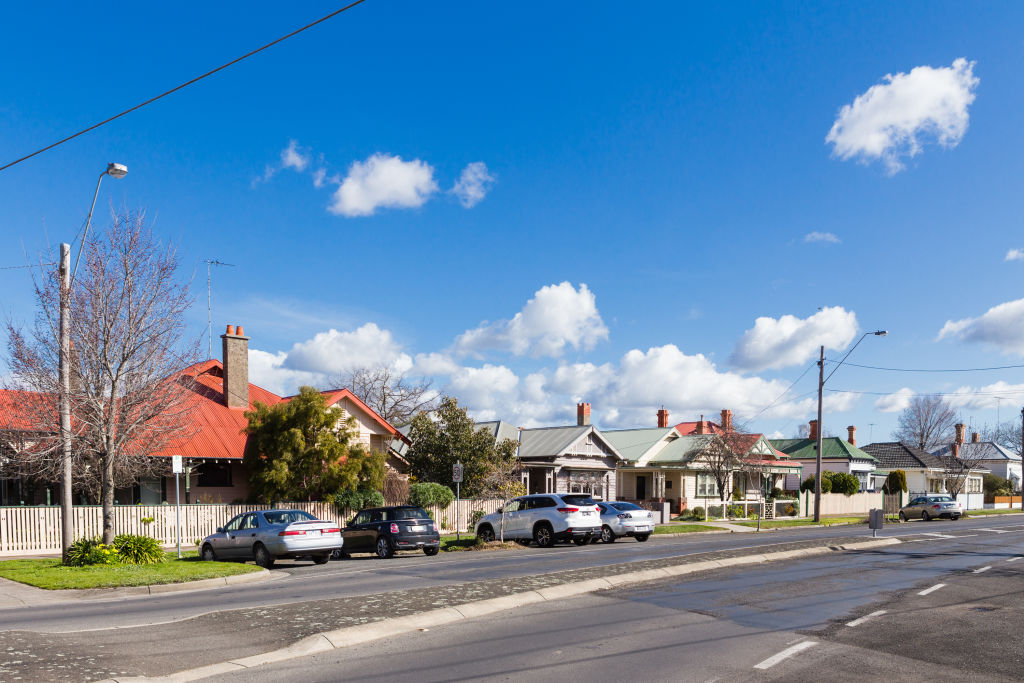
[0, 0, 369, 173]
[827, 387, 1024, 398]
[824, 359, 1024, 373]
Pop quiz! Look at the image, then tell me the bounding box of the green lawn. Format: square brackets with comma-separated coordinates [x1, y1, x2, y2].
[733, 516, 866, 529]
[0, 552, 263, 590]
[653, 524, 722, 534]
[964, 508, 1024, 517]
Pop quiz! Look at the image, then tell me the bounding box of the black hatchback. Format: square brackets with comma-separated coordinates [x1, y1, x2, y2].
[339, 505, 441, 559]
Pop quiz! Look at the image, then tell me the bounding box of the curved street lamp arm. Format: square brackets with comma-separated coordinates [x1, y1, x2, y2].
[70, 170, 107, 287]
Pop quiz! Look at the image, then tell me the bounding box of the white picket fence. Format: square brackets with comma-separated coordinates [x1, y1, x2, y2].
[0, 499, 506, 556]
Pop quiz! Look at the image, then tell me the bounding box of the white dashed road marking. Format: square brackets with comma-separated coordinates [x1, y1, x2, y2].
[753, 641, 817, 670]
[918, 583, 946, 596]
[921, 533, 957, 539]
[1007, 556, 1023, 563]
[846, 610, 887, 627]
[974, 566, 992, 574]
[976, 528, 1012, 534]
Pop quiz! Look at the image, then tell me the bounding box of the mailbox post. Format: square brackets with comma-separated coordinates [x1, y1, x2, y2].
[868, 508, 884, 538]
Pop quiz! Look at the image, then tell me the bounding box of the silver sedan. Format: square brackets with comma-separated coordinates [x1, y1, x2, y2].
[898, 495, 962, 521]
[200, 509, 343, 568]
[596, 501, 654, 543]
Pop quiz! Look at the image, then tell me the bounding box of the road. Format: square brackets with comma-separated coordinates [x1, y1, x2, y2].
[212, 516, 1024, 682]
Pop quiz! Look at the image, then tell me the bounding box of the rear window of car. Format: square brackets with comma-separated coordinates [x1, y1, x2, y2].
[264, 510, 316, 525]
[560, 495, 597, 506]
[529, 497, 557, 508]
[928, 496, 953, 503]
[611, 502, 643, 511]
[386, 507, 431, 520]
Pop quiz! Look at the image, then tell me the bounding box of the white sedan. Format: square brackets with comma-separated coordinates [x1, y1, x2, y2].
[596, 501, 654, 543]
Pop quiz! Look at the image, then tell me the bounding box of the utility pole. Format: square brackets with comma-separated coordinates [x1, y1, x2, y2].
[1020, 407, 1023, 511]
[814, 345, 824, 524]
[59, 243, 73, 562]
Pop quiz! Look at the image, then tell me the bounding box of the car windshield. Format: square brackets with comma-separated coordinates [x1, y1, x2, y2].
[560, 495, 597, 506]
[386, 507, 430, 520]
[264, 510, 317, 525]
[928, 496, 953, 503]
[612, 502, 643, 511]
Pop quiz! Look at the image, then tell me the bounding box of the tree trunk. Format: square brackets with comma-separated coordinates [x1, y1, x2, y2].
[101, 447, 116, 544]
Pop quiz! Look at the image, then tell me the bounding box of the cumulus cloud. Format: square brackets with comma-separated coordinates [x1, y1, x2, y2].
[937, 298, 1024, 355]
[804, 231, 841, 244]
[413, 352, 460, 376]
[874, 387, 914, 413]
[282, 323, 412, 375]
[281, 139, 310, 172]
[248, 349, 324, 397]
[328, 153, 438, 217]
[455, 282, 609, 359]
[826, 58, 978, 174]
[944, 381, 1024, 411]
[451, 162, 495, 208]
[730, 307, 859, 372]
[1006, 249, 1024, 262]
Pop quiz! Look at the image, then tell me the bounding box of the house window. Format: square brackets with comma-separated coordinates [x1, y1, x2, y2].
[856, 472, 869, 492]
[967, 477, 982, 494]
[697, 473, 719, 498]
[568, 471, 604, 499]
[665, 480, 672, 490]
[928, 478, 943, 493]
[197, 462, 232, 487]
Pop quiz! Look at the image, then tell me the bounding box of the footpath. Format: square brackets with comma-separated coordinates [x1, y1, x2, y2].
[0, 534, 897, 682]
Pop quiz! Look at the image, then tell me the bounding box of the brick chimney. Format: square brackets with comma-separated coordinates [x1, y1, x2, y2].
[847, 425, 856, 447]
[221, 324, 249, 408]
[657, 408, 669, 428]
[955, 423, 965, 445]
[721, 409, 733, 432]
[808, 419, 819, 441]
[971, 432, 980, 443]
[577, 402, 591, 426]
[695, 415, 705, 435]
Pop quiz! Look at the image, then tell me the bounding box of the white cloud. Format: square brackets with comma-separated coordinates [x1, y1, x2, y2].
[413, 352, 460, 376]
[455, 282, 609, 359]
[937, 298, 1024, 355]
[282, 323, 412, 375]
[451, 162, 495, 208]
[730, 307, 859, 372]
[874, 387, 914, 413]
[548, 362, 616, 400]
[1006, 249, 1024, 262]
[247, 349, 323, 396]
[804, 231, 841, 244]
[281, 139, 310, 172]
[945, 381, 1024, 411]
[328, 153, 438, 217]
[826, 58, 978, 174]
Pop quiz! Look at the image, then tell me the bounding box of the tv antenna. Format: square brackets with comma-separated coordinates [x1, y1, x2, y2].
[203, 259, 235, 359]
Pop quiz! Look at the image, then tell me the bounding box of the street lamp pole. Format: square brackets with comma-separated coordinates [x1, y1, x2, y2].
[59, 162, 127, 563]
[813, 330, 887, 524]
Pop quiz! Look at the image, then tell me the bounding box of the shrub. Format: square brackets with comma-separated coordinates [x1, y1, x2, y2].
[333, 488, 385, 513]
[688, 506, 705, 520]
[800, 474, 831, 494]
[983, 474, 1014, 497]
[470, 509, 486, 528]
[748, 510, 759, 519]
[783, 504, 797, 517]
[726, 504, 744, 518]
[113, 534, 165, 565]
[830, 472, 860, 496]
[770, 487, 784, 500]
[707, 505, 724, 519]
[882, 470, 908, 494]
[66, 537, 120, 566]
[408, 482, 455, 509]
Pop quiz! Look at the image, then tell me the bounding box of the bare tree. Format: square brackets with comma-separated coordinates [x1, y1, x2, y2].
[382, 470, 409, 506]
[5, 213, 200, 544]
[477, 439, 522, 542]
[694, 434, 744, 505]
[333, 366, 439, 427]
[982, 415, 1024, 456]
[941, 442, 987, 500]
[892, 396, 958, 451]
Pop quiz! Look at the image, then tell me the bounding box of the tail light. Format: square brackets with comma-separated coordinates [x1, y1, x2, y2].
[557, 507, 579, 513]
[390, 523, 400, 533]
[324, 527, 340, 533]
[278, 530, 307, 536]
[932, 504, 941, 509]
[617, 513, 632, 519]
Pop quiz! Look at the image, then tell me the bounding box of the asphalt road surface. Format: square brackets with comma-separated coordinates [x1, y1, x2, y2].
[213, 517, 1024, 682]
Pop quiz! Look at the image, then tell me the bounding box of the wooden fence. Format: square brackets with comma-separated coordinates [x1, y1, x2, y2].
[0, 498, 506, 556]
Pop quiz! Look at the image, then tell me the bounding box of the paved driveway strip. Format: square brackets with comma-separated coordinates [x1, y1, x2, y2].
[0, 535, 892, 682]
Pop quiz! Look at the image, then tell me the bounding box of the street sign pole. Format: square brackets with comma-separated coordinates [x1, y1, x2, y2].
[172, 455, 183, 559]
[453, 461, 463, 541]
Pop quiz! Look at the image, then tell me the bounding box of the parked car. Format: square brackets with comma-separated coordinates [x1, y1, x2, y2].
[338, 506, 441, 559]
[596, 501, 654, 543]
[475, 493, 601, 547]
[200, 509, 342, 568]
[899, 495, 962, 521]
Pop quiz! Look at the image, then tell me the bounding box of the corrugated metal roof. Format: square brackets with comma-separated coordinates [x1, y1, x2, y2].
[932, 441, 1022, 462]
[475, 420, 522, 445]
[601, 427, 674, 463]
[769, 436, 879, 463]
[517, 425, 592, 459]
[646, 435, 715, 464]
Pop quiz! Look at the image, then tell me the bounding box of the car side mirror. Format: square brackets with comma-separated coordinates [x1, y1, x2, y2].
[216, 527, 224, 533]
[497, 507, 503, 514]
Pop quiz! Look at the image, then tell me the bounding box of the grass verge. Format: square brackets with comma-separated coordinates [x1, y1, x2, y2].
[964, 508, 1024, 517]
[0, 552, 262, 590]
[733, 516, 865, 529]
[652, 524, 722, 534]
[440, 534, 526, 552]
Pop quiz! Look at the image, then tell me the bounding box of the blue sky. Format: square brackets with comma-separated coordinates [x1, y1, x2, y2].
[2, 2, 1024, 440]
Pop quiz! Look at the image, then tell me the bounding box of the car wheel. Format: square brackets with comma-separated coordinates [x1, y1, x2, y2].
[253, 543, 275, 569]
[898, 512, 906, 522]
[200, 544, 217, 562]
[635, 533, 650, 542]
[477, 525, 495, 543]
[601, 525, 616, 544]
[313, 553, 330, 565]
[423, 547, 439, 556]
[922, 511, 930, 521]
[330, 548, 348, 560]
[375, 536, 394, 559]
[534, 523, 554, 548]
[573, 537, 589, 546]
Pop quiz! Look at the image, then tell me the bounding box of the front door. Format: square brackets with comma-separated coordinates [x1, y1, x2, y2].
[636, 475, 648, 500]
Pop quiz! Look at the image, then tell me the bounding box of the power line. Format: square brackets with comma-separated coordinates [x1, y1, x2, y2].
[0, 0, 369, 173]
[825, 359, 1024, 373]
[737, 363, 817, 428]
[0, 262, 56, 270]
[827, 387, 1024, 398]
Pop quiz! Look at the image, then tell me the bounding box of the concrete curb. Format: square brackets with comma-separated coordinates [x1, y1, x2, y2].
[102, 536, 900, 682]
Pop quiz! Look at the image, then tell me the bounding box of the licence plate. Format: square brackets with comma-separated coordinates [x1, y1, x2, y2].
[582, 511, 592, 516]
[308, 529, 320, 536]
[634, 525, 651, 531]
[410, 525, 425, 532]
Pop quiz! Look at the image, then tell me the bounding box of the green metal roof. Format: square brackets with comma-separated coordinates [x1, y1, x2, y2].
[769, 437, 878, 463]
[601, 428, 673, 463]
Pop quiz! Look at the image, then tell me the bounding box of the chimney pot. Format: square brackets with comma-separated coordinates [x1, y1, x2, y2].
[577, 402, 591, 427]
[808, 419, 819, 441]
[236, 325, 244, 336]
[955, 423, 965, 445]
[721, 409, 733, 432]
[971, 432, 980, 443]
[657, 408, 670, 428]
[226, 324, 235, 335]
[847, 425, 856, 447]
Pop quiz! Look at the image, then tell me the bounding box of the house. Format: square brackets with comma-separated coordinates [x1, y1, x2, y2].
[860, 440, 986, 510]
[0, 324, 408, 505]
[932, 424, 1022, 491]
[771, 421, 879, 492]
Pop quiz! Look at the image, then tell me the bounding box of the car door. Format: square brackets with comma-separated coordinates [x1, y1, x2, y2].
[342, 511, 372, 552]
[499, 498, 523, 538]
[212, 514, 244, 557]
[234, 513, 261, 558]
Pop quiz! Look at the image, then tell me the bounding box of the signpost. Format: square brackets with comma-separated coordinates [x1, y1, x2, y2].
[172, 455, 183, 558]
[453, 461, 463, 540]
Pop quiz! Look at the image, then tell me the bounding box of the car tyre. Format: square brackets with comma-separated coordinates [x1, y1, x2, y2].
[423, 546, 439, 556]
[921, 511, 930, 521]
[534, 523, 554, 548]
[601, 525, 616, 544]
[313, 553, 330, 565]
[330, 549, 349, 560]
[375, 536, 394, 559]
[200, 544, 217, 562]
[573, 536, 589, 546]
[635, 533, 650, 542]
[477, 525, 495, 543]
[898, 512, 906, 522]
[253, 543, 275, 569]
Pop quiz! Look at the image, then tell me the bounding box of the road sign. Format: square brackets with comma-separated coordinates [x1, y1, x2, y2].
[172, 455, 183, 474]
[453, 461, 463, 483]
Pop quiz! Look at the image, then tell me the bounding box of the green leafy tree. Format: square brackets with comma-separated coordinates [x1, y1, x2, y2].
[244, 386, 385, 502]
[882, 470, 908, 495]
[405, 396, 518, 497]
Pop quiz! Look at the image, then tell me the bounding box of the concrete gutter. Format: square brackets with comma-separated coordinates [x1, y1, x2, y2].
[102, 537, 900, 682]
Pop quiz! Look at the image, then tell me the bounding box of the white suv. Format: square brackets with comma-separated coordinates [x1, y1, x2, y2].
[475, 493, 601, 547]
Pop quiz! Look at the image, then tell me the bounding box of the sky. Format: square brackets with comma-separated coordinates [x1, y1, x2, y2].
[2, 2, 1024, 442]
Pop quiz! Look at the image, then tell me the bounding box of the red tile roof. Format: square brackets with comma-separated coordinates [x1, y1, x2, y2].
[674, 420, 724, 435]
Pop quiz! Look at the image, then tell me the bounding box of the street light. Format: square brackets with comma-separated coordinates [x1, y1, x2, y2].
[59, 161, 127, 562]
[813, 330, 887, 523]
